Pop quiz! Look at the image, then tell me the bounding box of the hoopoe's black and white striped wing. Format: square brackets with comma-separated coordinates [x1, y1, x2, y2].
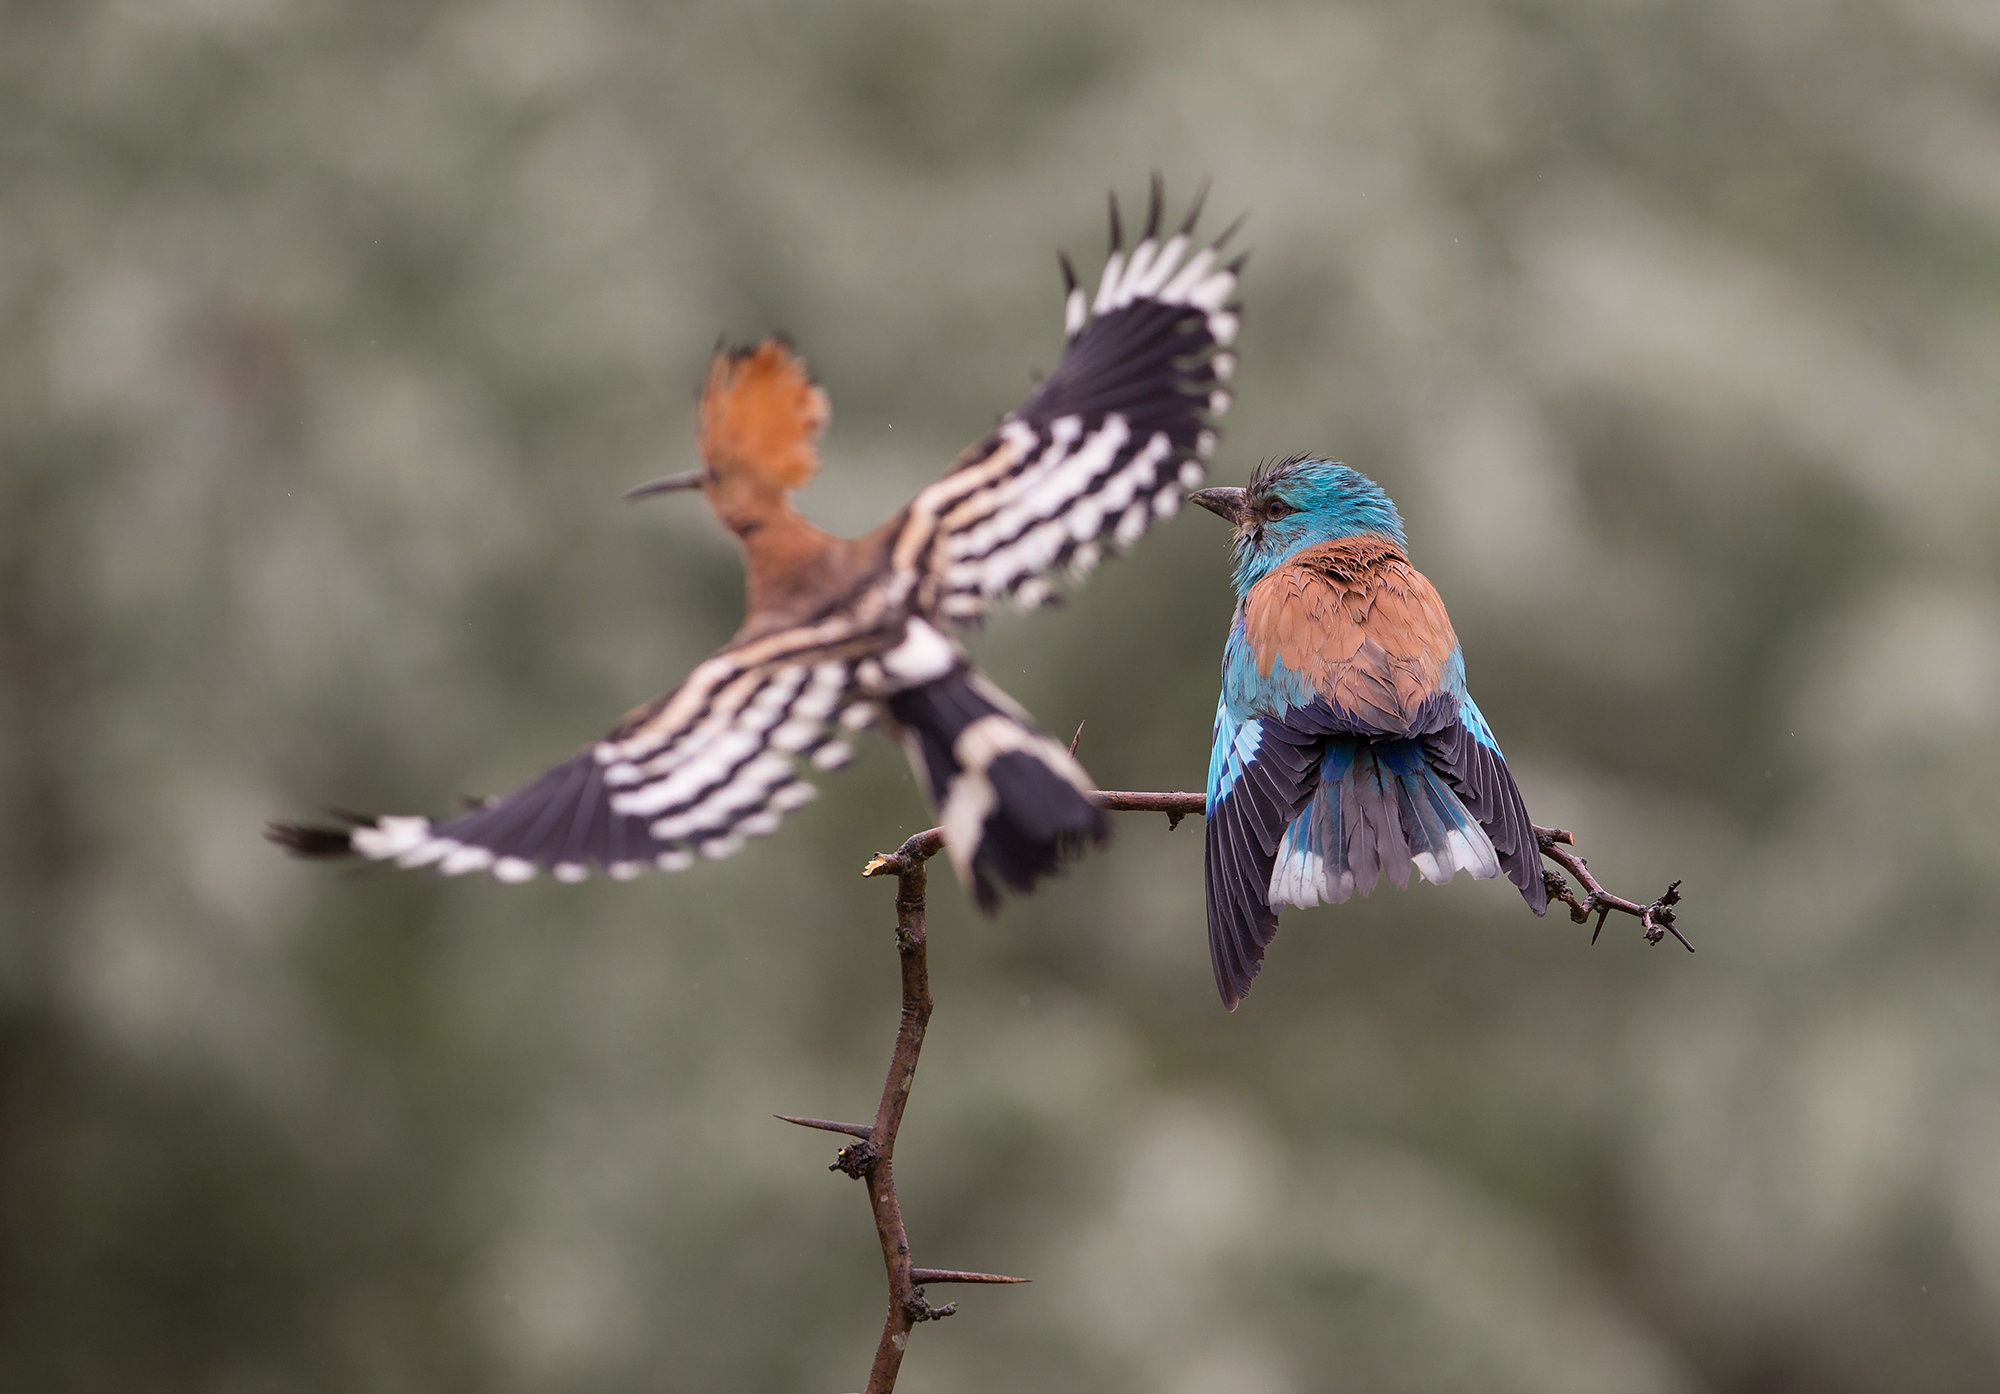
[903, 179, 1243, 625]
[289, 616, 934, 885]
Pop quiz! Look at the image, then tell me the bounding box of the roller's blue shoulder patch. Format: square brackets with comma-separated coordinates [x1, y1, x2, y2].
[1208, 697, 1264, 805]
[1220, 616, 1313, 720]
[1441, 647, 1468, 704]
[1458, 692, 1502, 754]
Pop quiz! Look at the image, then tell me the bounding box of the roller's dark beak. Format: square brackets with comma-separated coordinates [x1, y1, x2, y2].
[1187, 486, 1249, 525]
[622, 468, 711, 502]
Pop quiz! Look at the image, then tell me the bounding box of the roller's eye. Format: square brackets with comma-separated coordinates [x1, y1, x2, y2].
[1263, 499, 1296, 520]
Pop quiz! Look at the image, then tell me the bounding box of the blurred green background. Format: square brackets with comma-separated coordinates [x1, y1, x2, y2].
[5, 1, 2000, 1390]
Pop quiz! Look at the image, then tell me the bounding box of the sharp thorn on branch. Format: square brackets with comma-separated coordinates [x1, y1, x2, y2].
[908, 1268, 1030, 1285]
[776, 1114, 874, 1139]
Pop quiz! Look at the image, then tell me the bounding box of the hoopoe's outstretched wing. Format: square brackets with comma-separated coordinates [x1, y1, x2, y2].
[901, 177, 1243, 625]
[270, 616, 897, 884]
[270, 608, 1104, 894]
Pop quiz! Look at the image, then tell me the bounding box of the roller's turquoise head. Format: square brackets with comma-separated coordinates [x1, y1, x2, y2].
[1189, 455, 1406, 593]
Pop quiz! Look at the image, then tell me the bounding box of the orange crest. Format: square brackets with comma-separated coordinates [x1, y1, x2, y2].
[699, 339, 830, 491]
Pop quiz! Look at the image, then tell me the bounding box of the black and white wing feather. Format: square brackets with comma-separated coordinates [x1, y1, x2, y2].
[280, 616, 923, 884]
[899, 178, 1244, 624]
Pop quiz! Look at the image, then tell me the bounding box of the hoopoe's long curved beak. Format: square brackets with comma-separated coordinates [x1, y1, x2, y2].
[1187, 486, 1249, 525]
[622, 469, 711, 502]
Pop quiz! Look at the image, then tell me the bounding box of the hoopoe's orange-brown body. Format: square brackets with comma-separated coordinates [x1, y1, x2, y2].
[273, 180, 1245, 908]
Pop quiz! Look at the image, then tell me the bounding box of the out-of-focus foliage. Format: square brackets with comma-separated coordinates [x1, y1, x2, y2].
[4, 0, 1999, 1390]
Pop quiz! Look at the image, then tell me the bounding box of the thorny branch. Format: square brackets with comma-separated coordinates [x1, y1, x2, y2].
[780, 824, 1024, 1394]
[1536, 825, 1690, 951]
[783, 791, 1682, 1392]
[1097, 792, 1689, 950]
[780, 793, 1202, 1393]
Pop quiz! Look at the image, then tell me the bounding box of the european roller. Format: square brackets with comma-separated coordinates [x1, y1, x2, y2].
[1189, 457, 1548, 1009]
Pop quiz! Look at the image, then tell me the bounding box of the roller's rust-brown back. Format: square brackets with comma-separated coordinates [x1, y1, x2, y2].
[1243, 536, 1458, 733]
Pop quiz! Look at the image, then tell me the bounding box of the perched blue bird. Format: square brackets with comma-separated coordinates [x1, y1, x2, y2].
[1188, 457, 1548, 1009]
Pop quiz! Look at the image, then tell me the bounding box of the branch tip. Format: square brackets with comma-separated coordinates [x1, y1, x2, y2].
[1535, 823, 1691, 952]
[904, 1294, 958, 1323]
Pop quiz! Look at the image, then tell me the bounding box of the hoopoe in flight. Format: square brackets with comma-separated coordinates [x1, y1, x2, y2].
[272, 179, 1243, 909]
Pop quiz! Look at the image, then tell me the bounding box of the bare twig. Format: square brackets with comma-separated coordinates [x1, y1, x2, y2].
[794, 792, 1676, 1392]
[793, 793, 1204, 1393]
[1095, 789, 1205, 830]
[1086, 795, 1681, 943]
[788, 828, 1017, 1394]
[1535, 825, 1690, 951]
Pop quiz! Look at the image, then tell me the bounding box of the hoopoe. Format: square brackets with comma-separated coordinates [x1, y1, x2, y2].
[271, 179, 1243, 909]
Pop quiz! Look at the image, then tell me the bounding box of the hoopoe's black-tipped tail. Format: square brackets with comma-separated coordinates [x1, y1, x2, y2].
[885, 667, 1108, 911]
[266, 816, 362, 858]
